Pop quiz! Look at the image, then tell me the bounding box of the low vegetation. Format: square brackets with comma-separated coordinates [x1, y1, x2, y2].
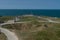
[17, 16, 47, 22]
[0, 32, 7, 40]
[1, 16, 60, 40]
[0, 16, 15, 22]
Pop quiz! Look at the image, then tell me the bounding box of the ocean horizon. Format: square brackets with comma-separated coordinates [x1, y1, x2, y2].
[0, 9, 60, 17]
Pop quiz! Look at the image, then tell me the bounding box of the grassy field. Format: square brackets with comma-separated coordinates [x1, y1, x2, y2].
[17, 16, 47, 22]
[50, 18, 60, 21]
[1, 16, 60, 40]
[0, 16, 15, 22]
[13, 23, 60, 40]
[17, 16, 38, 22]
[2, 21, 60, 40]
[0, 33, 7, 40]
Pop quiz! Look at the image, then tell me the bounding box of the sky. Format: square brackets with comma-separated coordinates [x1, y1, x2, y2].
[0, 0, 60, 9]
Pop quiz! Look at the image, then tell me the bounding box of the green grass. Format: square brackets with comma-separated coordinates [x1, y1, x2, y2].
[18, 16, 38, 22]
[0, 16, 15, 22]
[25, 25, 60, 40]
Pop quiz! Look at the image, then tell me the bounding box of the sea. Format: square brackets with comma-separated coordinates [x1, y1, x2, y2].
[0, 9, 60, 17]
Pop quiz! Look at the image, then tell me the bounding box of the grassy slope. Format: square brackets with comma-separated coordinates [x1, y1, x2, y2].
[25, 23, 60, 40]
[0, 33, 7, 40]
[18, 16, 47, 22]
[0, 16, 15, 22]
[1, 16, 60, 40]
[2, 22, 60, 40]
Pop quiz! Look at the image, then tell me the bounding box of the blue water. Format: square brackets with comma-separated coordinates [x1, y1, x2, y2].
[0, 9, 60, 17]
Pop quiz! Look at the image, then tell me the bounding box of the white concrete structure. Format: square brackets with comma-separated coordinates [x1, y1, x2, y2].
[15, 16, 20, 22]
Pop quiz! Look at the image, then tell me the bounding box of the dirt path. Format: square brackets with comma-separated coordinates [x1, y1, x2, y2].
[0, 27, 18, 40]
